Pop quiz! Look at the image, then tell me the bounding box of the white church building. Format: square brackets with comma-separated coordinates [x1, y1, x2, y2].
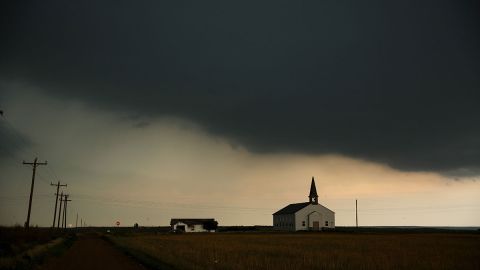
[273, 177, 335, 231]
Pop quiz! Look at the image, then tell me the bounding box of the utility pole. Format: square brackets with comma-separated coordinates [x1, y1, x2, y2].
[51, 181, 67, 228]
[63, 195, 67, 228]
[76, 213, 78, 228]
[63, 194, 71, 228]
[57, 193, 63, 228]
[23, 157, 47, 228]
[355, 199, 358, 228]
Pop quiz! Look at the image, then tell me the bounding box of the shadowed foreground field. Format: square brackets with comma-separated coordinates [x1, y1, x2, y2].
[110, 232, 480, 270]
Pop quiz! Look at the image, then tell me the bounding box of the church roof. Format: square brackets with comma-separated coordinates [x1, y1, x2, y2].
[272, 202, 311, 215]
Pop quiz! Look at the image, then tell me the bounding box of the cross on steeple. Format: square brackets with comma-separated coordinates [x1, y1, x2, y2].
[308, 177, 319, 204]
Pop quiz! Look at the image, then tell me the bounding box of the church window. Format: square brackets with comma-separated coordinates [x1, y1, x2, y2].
[302, 221, 305, 226]
[325, 221, 329, 226]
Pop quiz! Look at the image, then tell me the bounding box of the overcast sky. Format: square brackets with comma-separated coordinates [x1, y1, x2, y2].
[1, 0, 479, 227]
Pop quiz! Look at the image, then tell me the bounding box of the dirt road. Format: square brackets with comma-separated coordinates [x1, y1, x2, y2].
[37, 234, 147, 270]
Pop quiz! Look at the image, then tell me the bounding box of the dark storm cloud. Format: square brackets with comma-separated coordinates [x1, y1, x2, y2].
[1, 0, 480, 175]
[0, 117, 31, 162]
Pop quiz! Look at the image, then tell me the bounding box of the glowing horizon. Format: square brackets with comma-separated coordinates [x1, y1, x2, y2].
[1, 87, 479, 227]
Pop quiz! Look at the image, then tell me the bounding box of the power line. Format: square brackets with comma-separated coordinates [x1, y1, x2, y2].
[46, 166, 62, 183]
[1, 112, 67, 187]
[1, 110, 69, 198]
[72, 193, 278, 213]
[1, 110, 73, 229]
[35, 171, 52, 185]
[70, 192, 480, 214]
[0, 194, 52, 200]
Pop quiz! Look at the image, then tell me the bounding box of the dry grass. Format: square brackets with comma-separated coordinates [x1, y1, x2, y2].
[0, 227, 74, 270]
[0, 227, 63, 257]
[110, 232, 480, 270]
[0, 237, 65, 269]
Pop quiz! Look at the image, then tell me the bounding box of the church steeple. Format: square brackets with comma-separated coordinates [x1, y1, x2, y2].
[308, 177, 319, 204]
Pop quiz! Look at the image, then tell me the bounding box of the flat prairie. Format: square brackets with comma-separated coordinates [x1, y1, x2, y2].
[110, 232, 480, 270]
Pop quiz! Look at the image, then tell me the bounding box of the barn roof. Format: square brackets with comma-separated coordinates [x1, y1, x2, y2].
[170, 218, 216, 226]
[272, 202, 311, 215]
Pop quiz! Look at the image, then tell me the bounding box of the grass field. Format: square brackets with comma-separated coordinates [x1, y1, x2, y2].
[0, 227, 63, 257]
[110, 232, 480, 270]
[0, 227, 75, 270]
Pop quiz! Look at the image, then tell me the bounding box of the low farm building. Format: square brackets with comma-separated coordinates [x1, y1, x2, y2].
[273, 177, 335, 231]
[170, 218, 218, 233]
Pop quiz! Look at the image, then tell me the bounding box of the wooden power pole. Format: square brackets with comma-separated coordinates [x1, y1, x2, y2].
[63, 194, 71, 228]
[51, 181, 67, 228]
[57, 193, 63, 228]
[355, 199, 358, 228]
[23, 157, 47, 228]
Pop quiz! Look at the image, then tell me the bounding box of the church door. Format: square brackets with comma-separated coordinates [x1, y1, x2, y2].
[313, 221, 319, 231]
